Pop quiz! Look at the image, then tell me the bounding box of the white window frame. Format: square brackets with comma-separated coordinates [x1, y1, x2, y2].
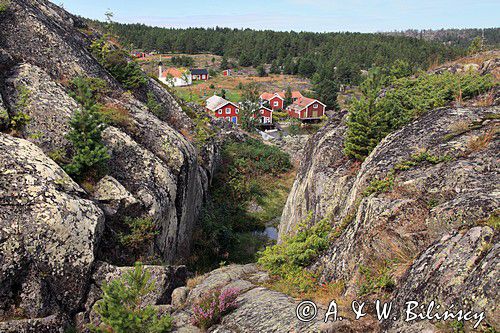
[225, 107, 231, 114]
[313, 104, 318, 109]
[218, 110, 223, 115]
[273, 101, 279, 107]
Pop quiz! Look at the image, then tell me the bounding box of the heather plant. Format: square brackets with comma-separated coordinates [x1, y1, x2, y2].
[191, 287, 240, 331]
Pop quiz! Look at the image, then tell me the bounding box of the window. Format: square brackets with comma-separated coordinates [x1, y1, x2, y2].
[313, 104, 319, 109]
[218, 110, 222, 115]
[273, 101, 279, 106]
[226, 117, 230, 121]
[226, 108, 231, 114]
[261, 110, 265, 115]
[202, 75, 206, 79]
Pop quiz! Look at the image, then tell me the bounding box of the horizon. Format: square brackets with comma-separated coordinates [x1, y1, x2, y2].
[54, 0, 500, 33]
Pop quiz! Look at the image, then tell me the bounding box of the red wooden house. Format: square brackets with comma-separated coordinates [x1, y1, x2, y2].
[222, 69, 232, 76]
[259, 92, 284, 110]
[260, 91, 304, 111]
[287, 97, 326, 120]
[191, 69, 209, 80]
[206, 95, 239, 124]
[254, 106, 273, 124]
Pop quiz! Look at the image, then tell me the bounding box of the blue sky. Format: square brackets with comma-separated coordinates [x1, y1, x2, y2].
[55, 0, 499, 32]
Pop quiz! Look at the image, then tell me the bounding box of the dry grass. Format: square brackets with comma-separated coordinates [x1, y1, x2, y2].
[448, 120, 471, 135]
[466, 129, 495, 153]
[186, 274, 205, 289]
[475, 89, 496, 107]
[99, 102, 135, 131]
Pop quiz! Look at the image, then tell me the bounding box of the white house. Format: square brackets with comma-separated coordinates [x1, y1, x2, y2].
[158, 62, 192, 87]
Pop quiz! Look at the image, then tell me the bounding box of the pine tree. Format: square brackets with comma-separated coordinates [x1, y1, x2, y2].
[284, 86, 293, 108]
[220, 56, 229, 69]
[344, 68, 391, 161]
[90, 263, 173, 333]
[257, 65, 267, 77]
[270, 60, 280, 74]
[64, 104, 109, 178]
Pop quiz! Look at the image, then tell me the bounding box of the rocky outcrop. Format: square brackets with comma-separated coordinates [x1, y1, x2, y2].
[279, 105, 499, 330]
[0, 0, 223, 330]
[387, 226, 498, 332]
[280, 111, 355, 237]
[0, 134, 104, 320]
[170, 264, 332, 333]
[0, 0, 219, 265]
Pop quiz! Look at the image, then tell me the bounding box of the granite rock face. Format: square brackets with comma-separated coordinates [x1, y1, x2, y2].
[0, 134, 104, 319]
[4, 63, 77, 153]
[0, 0, 219, 264]
[0, 0, 221, 329]
[386, 226, 498, 332]
[279, 104, 499, 330]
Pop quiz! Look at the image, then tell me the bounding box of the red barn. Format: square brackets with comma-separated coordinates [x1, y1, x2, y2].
[287, 97, 326, 120]
[206, 95, 239, 124]
[253, 106, 273, 124]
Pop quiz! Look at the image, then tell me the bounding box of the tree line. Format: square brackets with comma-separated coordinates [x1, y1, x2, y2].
[91, 22, 464, 83]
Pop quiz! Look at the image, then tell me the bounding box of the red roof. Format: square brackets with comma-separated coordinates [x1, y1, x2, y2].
[287, 97, 325, 112]
[260, 92, 276, 100]
[276, 91, 303, 99]
[161, 67, 183, 78]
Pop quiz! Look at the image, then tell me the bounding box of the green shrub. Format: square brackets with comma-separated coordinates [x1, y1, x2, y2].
[90, 263, 173, 333]
[344, 68, 496, 161]
[258, 215, 332, 294]
[91, 36, 147, 89]
[68, 76, 108, 108]
[65, 76, 110, 179]
[119, 217, 158, 250]
[0, 0, 10, 13]
[9, 85, 32, 130]
[394, 151, 452, 171]
[146, 92, 164, 118]
[358, 260, 396, 296]
[363, 173, 395, 196]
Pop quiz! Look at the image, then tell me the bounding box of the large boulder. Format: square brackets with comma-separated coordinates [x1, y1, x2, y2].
[0, 134, 104, 319]
[92, 175, 141, 219]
